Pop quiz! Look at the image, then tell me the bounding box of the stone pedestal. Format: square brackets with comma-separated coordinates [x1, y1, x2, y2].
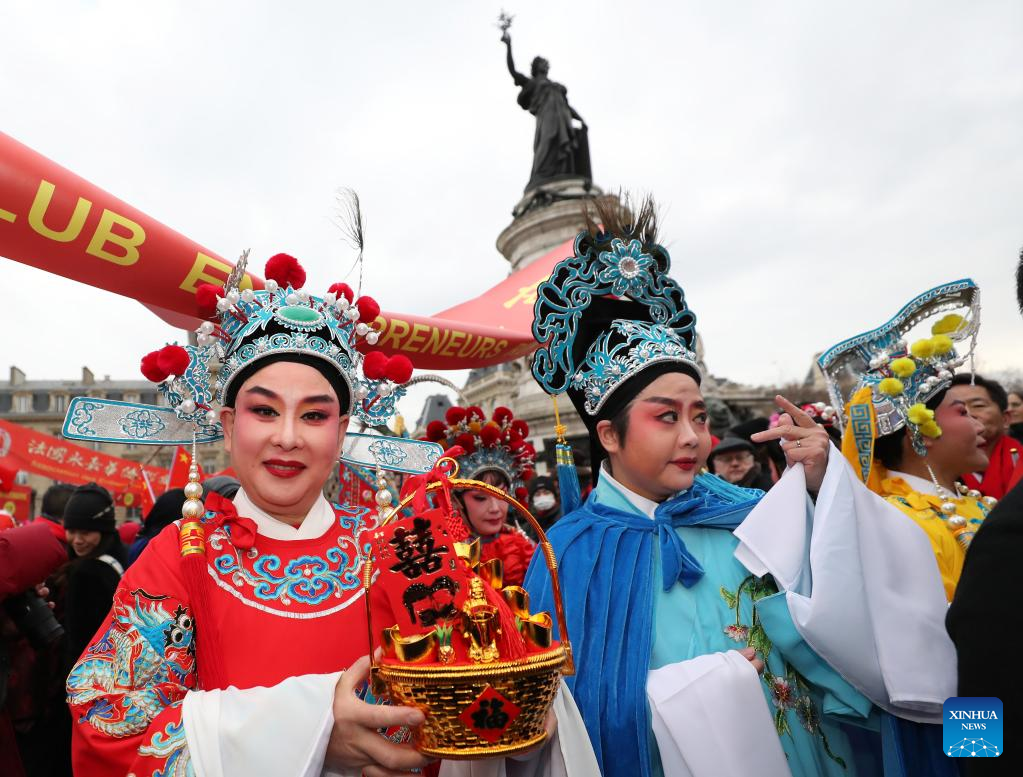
[498, 180, 609, 271]
[461, 185, 616, 472]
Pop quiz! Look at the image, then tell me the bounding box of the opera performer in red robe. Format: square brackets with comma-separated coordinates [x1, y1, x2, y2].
[61, 252, 438, 776]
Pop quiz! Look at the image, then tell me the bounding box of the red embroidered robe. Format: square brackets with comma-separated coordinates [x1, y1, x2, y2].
[66, 493, 373, 776]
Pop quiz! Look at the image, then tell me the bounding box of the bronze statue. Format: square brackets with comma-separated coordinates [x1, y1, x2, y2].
[501, 24, 591, 193]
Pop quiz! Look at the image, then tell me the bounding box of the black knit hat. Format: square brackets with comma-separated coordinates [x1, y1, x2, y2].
[63, 483, 116, 533]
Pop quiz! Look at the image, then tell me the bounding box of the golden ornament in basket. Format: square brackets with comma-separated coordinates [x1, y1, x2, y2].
[363, 460, 574, 759]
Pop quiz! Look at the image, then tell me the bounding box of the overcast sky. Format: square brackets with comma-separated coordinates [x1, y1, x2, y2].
[3, 1, 1022, 422]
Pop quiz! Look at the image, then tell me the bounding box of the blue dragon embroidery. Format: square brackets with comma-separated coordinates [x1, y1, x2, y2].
[139, 705, 194, 777]
[68, 589, 195, 738]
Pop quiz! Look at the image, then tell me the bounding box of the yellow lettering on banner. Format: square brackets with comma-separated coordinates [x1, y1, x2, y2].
[28, 180, 92, 241]
[179, 252, 255, 293]
[424, 327, 451, 355]
[377, 318, 410, 351]
[459, 334, 483, 358]
[85, 209, 145, 266]
[405, 323, 431, 352]
[482, 339, 510, 360]
[441, 332, 465, 358]
[502, 283, 539, 309]
[0, 208, 16, 223]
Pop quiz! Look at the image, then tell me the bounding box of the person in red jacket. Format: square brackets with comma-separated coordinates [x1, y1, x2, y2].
[949, 373, 1023, 499]
[1, 521, 69, 777]
[33, 483, 76, 543]
[422, 405, 538, 586]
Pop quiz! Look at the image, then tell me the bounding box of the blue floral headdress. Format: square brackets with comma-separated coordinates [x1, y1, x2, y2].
[532, 210, 698, 417]
[60, 252, 439, 474]
[818, 279, 979, 470]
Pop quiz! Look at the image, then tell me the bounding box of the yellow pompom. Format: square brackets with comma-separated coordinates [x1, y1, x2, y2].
[910, 338, 935, 359]
[907, 403, 935, 426]
[889, 357, 917, 378]
[932, 314, 966, 335]
[878, 377, 905, 396]
[931, 334, 954, 355]
[468, 421, 482, 433]
[919, 420, 943, 439]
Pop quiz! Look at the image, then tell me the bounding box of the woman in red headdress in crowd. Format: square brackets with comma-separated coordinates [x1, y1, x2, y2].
[423, 406, 537, 587]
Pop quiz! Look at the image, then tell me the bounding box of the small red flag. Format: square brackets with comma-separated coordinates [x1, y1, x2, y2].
[166, 446, 203, 490]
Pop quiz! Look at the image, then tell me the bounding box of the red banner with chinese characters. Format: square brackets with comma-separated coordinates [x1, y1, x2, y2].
[0, 131, 564, 370]
[0, 484, 33, 522]
[0, 419, 167, 500]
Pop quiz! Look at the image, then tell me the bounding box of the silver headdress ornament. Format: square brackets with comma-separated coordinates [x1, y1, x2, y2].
[61, 249, 442, 475]
[818, 278, 979, 462]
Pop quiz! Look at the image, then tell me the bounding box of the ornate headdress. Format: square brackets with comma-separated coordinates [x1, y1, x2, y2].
[531, 198, 699, 423]
[422, 406, 536, 502]
[818, 279, 980, 483]
[60, 252, 440, 475]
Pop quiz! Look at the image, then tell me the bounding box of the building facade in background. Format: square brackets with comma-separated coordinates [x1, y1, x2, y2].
[0, 365, 230, 519]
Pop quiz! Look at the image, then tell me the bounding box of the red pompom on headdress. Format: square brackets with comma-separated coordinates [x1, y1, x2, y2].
[356, 296, 381, 323]
[384, 355, 413, 384]
[156, 345, 191, 378]
[196, 283, 221, 319]
[479, 424, 501, 447]
[431, 405, 536, 489]
[140, 351, 167, 383]
[362, 351, 388, 381]
[493, 406, 514, 426]
[445, 407, 467, 425]
[264, 254, 306, 290]
[454, 432, 476, 454]
[328, 282, 355, 303]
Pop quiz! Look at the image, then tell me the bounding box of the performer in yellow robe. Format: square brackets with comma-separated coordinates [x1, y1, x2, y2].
[817, 279, 994, 602]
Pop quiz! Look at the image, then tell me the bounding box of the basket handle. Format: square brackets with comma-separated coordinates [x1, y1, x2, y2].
[363, 461, 574, 676]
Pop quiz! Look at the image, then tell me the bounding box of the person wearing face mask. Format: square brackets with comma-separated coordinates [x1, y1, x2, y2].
[527, 476, 561, 532]
[422, 406, 537, 588]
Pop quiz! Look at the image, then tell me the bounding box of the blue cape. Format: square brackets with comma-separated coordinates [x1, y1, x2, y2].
[524, 474, 761, 776]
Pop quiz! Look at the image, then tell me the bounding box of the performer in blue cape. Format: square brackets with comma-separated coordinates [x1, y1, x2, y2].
[524, 197, 956, 777]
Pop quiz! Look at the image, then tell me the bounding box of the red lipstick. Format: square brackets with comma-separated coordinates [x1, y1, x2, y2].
[264, 459, 306, 479]
[672, 458, 698, 471]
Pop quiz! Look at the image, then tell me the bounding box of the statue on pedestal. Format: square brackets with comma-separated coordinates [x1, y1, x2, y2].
[499, 15, 592, 195]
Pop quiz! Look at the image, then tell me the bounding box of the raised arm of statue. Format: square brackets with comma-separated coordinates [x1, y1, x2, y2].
[502, 32, 528, 87]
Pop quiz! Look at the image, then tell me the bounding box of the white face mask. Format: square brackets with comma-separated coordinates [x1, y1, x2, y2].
[532, 493, 556, 511]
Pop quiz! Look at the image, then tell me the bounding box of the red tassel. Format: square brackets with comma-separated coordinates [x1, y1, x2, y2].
[179, 552, 227, 689]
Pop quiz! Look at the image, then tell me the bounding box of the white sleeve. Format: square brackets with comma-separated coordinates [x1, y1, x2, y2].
[182, 671, 359, 777]
[438, 680, 600, 777]
[733, 445, 956, 723]
[646, 651, 790, 777]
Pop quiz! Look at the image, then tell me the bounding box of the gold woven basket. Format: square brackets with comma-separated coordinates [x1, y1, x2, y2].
[364, 468, 574, 759]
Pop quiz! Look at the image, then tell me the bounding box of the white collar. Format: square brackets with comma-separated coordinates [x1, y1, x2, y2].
[887, 469, 940, 497]
[599, 462, 661, 519]
[231, 488, 336, 541]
